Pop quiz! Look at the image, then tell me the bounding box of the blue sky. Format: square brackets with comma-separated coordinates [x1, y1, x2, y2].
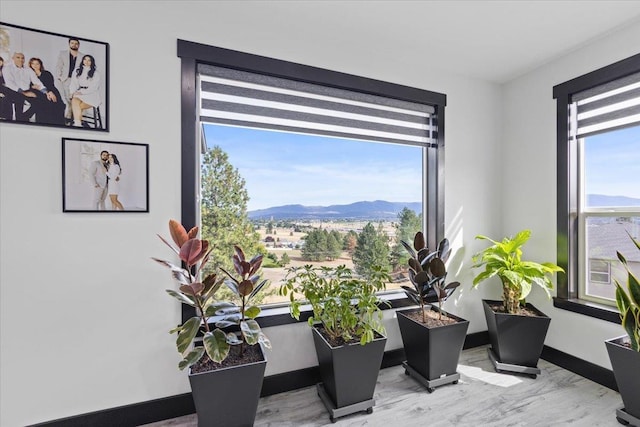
[203, 124, 423, 211]
[203, 123, 640, 211]
[584, 124, 640, 200]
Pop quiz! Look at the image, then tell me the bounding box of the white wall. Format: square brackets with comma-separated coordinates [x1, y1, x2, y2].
[3, 1, 637, 426]
[502, 21, 640, 368]
[0, 2, 502, 425]
[4, 1, 635, 426]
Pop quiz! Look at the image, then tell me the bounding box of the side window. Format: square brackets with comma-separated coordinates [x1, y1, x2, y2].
[554, 57, 640, 309]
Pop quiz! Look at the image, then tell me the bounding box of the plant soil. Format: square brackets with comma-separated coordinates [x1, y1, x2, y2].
[190, 344, 264, 374]
[315, 325, 383, 348]
[404, 308, 458, 328]
[488, 301, 542, 317]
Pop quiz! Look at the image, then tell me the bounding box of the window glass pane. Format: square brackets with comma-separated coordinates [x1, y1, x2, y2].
[201, 123, 423, 305]
[584, 125, 640, 208]
[584, 216, 640, 301]
[588, 259, 610, 283]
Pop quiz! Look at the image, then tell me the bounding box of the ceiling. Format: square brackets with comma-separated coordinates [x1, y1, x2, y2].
[263, 1, 640, 83]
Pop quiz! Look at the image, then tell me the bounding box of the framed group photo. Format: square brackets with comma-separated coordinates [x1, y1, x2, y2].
[0, 22, 109, 131]
[62, 138, 148, 212]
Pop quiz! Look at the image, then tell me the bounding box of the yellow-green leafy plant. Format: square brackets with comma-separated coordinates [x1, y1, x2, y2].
[614, 234, 640, 351]
[280, 264, 389, 345]
[471, 229, 564, 314]
[153, 220, 271, 370]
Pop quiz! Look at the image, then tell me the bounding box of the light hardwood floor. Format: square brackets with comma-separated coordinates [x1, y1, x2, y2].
[143, 346, 623, 426]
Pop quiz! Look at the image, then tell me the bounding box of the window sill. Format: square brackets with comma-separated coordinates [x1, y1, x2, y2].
[553, 297, 621, 324]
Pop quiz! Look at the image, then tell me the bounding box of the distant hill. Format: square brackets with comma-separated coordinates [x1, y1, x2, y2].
[248, 200, 421, 221]
[588, 194, 640, 207]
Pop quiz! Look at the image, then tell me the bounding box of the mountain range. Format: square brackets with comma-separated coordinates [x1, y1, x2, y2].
[248, 200, 421, 221]
[248, 194, 640, 221]
[588, 194, 640, 207]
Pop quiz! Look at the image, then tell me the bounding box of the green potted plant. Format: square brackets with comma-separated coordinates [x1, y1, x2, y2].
[396, 231, 467, 392]
[605, 234, 640, 425]
[279, 264, 389, 423]
[153, 219, 271, 427]
[471, 229, 564, 377]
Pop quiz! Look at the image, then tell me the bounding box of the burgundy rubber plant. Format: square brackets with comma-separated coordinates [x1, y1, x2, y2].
[401, 231, 461, 322]
[153, 220, 271, 370]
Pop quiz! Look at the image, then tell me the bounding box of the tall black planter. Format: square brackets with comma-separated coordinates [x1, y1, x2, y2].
[312, 326, 386, 422]
[482, 299, 550, 377]
[188, 344, 267, 427]
[397, 307, 469, 392]
[606, 336, 640, 425]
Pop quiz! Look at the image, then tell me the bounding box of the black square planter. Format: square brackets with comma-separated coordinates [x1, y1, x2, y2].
[482, 299, 550, 370]
[188, 345, 267, 427]
[312, 326, 386, 409]
[397, 307, 469, 381]
[606, 336, 640, 421]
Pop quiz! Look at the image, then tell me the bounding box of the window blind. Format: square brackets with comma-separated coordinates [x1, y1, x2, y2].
[197, 64, 435, 147]
[572, 71, 640, 139]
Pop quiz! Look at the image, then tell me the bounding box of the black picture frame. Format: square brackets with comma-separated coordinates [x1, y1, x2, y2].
[62, 138, 149, 212]
[0, 22, 109, 131]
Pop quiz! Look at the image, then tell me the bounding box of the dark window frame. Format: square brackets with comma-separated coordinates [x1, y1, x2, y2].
[178, 39, 447, 325]
[553, 52, 640, 324]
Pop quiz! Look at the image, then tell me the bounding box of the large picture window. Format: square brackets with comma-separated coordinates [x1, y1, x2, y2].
[179, 41, 446, 322]
[554, 53, 640, 318]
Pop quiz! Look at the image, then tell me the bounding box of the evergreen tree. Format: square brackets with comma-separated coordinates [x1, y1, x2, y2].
[301, 229, 329, 261]
[200, 145, 265, 279]
[280, 252, 291, 266]
[391, 207, 423, 271]
[326, 230, 342, 260]
[352, 222, 391, 279]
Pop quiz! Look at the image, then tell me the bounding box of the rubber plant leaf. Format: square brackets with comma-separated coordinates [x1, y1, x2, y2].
[203, 329, 230, 363]
[178, 347, 205, 371]
[248, 254, 263, 276]
[166, 289, 195, 307]
[176, 316, 201, 355]
[179, 239, 203, 266]
[248, 279, 268, 301]
[413, 231, 426, 251]
[169, 219, 189, 248]
[241, 319, 261, 345]
[437, 238, 450, 261]
[226, 332, 242, 345]
[179, 282, 204, 296]
[245, 305, 261, 319]
[401, 240, 416, 260]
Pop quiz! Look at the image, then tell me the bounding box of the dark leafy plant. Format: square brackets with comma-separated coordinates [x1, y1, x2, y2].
[471, 229, 564, 315]
[153, 220, 271, 370]
[279, 264, 390, 345]
[614, 233, 640, 352]
[401, 231, 460, 322]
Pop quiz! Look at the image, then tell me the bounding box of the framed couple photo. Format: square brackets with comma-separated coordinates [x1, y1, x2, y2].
[62, 138, 148, 212]
[0, 22, 109, 131]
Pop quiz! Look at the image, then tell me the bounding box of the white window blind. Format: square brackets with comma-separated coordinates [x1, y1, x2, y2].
[197, 64, 435, 147]
[572, 71, 640, 139]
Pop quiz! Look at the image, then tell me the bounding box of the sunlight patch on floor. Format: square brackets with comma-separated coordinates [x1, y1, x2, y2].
[457, 364, 523, 387]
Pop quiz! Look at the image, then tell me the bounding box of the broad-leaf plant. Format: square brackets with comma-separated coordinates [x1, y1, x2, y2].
[280, 264, 390, 345]
[401, 231, 461, 322]
[614, 234, 640, 352]
[153, 220, 271, 370]
[471, 229, 564, 315]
